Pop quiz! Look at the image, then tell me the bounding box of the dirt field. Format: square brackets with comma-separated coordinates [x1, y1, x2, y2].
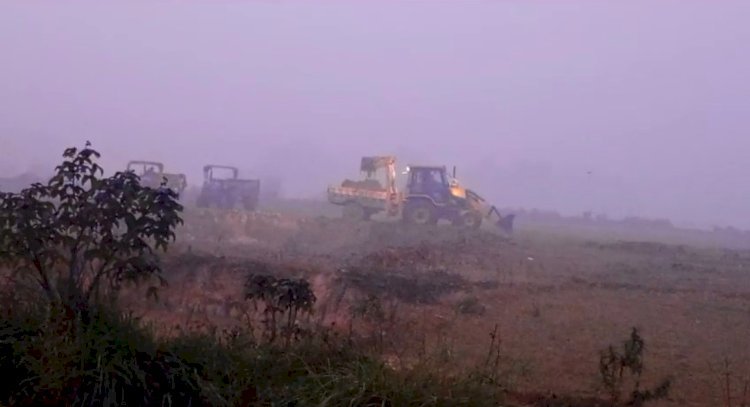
[127, 205, 750, 406]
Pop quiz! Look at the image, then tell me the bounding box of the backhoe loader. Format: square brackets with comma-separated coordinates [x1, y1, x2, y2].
[327, 156, 514, 233]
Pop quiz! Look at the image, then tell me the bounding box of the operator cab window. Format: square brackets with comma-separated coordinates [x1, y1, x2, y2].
[432, 170, 447, 186]
[416, 169, 446, 186]
[411, 169, 448, 189]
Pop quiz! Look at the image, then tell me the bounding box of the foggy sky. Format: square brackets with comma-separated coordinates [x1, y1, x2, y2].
[1, 1, 749, 229]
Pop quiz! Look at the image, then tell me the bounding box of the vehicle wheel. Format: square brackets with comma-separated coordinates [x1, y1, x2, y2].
[404, 201, 437, 225]
[342, 202, 367, 221]
[453, 211, 483, 229]
[196, 196, 208, 208]
[243, 199, 258, 211]
[219, 197, 234, 210]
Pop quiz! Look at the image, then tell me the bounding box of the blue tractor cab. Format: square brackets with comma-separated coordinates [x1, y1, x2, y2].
[402, 165, 479, 227]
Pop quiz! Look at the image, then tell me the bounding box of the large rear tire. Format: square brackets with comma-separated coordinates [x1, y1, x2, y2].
[403, 201, 437, 225]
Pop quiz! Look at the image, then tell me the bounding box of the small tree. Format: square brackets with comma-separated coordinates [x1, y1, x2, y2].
[0, 143, 183, 313]
[244, 265, 316, 345]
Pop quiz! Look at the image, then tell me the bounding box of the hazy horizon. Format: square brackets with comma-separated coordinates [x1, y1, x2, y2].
[1, 1, 749, 229]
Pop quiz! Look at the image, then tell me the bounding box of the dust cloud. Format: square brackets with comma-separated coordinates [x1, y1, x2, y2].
[1, 1, 749, 229]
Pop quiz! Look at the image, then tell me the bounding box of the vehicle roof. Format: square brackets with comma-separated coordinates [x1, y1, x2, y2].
[407, 165, 446, 170]
[203, 164, 239, 172]
[127, 160, 164, 166]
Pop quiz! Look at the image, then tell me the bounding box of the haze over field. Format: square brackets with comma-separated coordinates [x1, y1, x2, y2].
[1, 1, 749, 229]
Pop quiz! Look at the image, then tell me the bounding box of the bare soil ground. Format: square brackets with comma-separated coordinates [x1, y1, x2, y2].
[125, 206, 750, 407]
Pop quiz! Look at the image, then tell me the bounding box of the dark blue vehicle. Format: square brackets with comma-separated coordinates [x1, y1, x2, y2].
[401, 165, 478, 227]
[402, 165, 514, 233]
[196, 165, 260, 211]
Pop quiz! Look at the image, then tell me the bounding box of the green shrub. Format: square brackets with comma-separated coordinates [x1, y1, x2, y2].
[0, 299, 508, 406]
[244, 269, 316, 345]
[0, 304, 201, 406]
[0, 145, 510, 406]
[0, 143, 182, 312]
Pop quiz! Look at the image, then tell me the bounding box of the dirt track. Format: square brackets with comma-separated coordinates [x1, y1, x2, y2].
[128, 207, 750, 406]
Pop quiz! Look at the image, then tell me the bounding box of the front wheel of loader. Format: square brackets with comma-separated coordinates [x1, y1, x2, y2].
[403, 201, 437, 225]
[454, 211, 483, 229]
[342, 202, 367, 222]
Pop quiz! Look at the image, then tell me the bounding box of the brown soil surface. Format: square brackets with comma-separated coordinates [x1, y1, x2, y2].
[123, 207, 750, 407]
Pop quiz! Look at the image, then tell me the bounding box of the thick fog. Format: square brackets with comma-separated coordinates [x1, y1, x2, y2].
[1, 1, 749, 229]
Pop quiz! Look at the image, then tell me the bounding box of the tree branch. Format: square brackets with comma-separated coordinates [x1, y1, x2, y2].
[31, 254, 55, 303]
[84, 253, 116, 303]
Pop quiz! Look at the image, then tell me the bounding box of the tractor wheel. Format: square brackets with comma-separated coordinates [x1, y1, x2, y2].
[243, 197, 258, 211]
[342, 202, 367, 222]
[219, 197, 233, 210]
[403, 201, 437, 225]
[454, 211, 483, 229]
[196, 196, 208, 208]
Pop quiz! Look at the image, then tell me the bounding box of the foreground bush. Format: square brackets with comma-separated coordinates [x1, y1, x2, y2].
[0, 301, 505, 406]
[0, 144, 502, 405]
[0, 143, 182, 313]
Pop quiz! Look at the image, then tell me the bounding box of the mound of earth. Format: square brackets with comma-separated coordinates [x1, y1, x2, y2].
[178, 209, 518, 264]
[340, 179, 385, 191]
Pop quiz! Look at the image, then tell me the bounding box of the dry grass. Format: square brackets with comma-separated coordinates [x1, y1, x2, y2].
[112, 206, 750, 406]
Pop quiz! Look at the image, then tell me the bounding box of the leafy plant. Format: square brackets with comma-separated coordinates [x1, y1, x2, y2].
[0, 143, 183, 313]
[0, 303, 205, 406]
[244, 268, 316, 345]
[599, 327, 671, 406]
